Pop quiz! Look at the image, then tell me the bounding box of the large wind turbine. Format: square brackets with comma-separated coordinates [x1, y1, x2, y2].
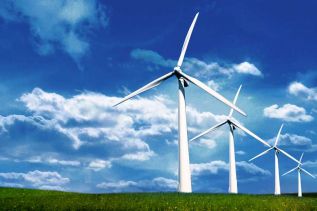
[190, 85, 270, 193]
[113, 13, 246, 193]
[282, 153, 315, 197]
[249, 124, 300, 195]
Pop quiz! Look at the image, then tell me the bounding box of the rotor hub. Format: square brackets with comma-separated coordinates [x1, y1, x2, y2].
[174, 66, 181, 72]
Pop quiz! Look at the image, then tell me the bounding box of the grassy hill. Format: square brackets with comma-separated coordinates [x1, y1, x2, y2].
[0, 187, 316, 210]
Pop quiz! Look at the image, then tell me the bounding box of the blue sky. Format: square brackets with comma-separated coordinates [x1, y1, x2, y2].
[0, 0, 316, 193]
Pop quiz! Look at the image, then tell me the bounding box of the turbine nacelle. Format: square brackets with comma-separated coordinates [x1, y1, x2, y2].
[174, 69, 189, 87]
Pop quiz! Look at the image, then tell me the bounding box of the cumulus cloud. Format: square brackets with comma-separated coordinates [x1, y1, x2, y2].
[303, 160, 317, 167]
[0, 0, 107, 62]
[130, 49, 263, 78]
[232, 62, 262, 76]
[267, 133, 317, 152]
[263, 104, 313, 122]
[186, 106, 227, 134]
[0, 170, 69, 190]
[0, 87, 226, 159]
[236, 150, 245, 155]
[207, 80, 220, 91]
[267, 133, 311, 146]
[191, 160, 228, 175]
[16, 87, 178, 150]
[120, 151, 156, 161]
[96, 177, 177, 192]
[96, 180, 137, 191]
[0, 87, 235, 192]
[288, 82, 317, 101]
[236, 161, 271, 176]
[27, 156, 81, 167]
[191, 139, 217, 149]
[88, 159, 112, 171]
[191, 160, 270, 176]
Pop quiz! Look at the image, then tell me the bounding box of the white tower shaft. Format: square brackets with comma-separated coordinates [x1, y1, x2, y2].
[274, 151, 281, 195]
[178, 78, 192, 193]
[229, 124, 238, 193]
[298, 170, 302, 197]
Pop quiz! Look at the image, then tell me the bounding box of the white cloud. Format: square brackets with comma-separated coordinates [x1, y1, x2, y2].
[303, 160, 317, 167]
[151, 177, 178, 189]
[186, 106, 227, 134]
[96, 180, 137, 190]
[236, 161, 271, 176]
[130, 49, 263, 78]
[207, 80, 220, 91]
[0, 87, 232, 175]
[191, 160, 228, 175]
[266, 133, 317, 152]
[47, 158, 80, 167]
[267, 133, 312, 146]
[191, 160, 270, 176]
[0, 182, 24, 188]
[288, 81, 317, 101]
[192, 139, 217, 149]
[38, 185, 65, 191]
[96, 177, 177, 192]
[17, 87, 177, 150]
[233, 62, 262, 76]
[0, 87, 227, 161]
[0, 0, 107, 61]
[88, 159, 111, 171]
[236, 150, 245, 155]
[263, 104, 313, 122]
[26, 156, 80, 167]
[183, 58, 263, 78]
[120, 151, 156, 161]
[0, 170, 69, 189]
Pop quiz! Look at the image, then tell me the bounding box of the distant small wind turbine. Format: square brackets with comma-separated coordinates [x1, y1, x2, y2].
[114, 13, 246, 193]
[249, 124, 300, 195]
[190, 85, 270, 194]
[282, 153, 315, 197]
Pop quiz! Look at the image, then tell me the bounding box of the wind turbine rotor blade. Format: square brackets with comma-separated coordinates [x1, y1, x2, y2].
[228, 84, 242, 118]
[230, 119, 271, 147]
[274, 124, 284, 147]
[299, 153, 304, 163]
[249, 147, 273, 162]
[189, 120, 227, 142]
[277, 148, 300, 164]
[301, 168, 316, 178]
[179, 71, 247, 116]
[177, 13, 199, 68]
[113, 71, 174, 107]
[282, 167, 297, 176]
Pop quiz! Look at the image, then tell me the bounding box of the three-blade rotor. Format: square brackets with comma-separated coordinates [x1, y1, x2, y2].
[249, 124, 300, 164]
[113, 13, 246, 116]
[190, 85, 267, 147]
[282, 153, 315, 178]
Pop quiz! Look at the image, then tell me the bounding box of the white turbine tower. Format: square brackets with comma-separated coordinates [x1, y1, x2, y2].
[113, 13, 246, 193]
[249, 124, 300, 195]
[282, 153, 315, 197]
[190, 85, 270, 194]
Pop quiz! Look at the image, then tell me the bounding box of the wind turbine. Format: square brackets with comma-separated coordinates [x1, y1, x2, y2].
[249, 124, 300, 195]
[113, 13, 246, 193]
[282, 153, 315, 197]
[190, 85, 270, 194]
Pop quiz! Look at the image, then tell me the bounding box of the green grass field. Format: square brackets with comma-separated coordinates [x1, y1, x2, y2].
[0, 188, 316, 210]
